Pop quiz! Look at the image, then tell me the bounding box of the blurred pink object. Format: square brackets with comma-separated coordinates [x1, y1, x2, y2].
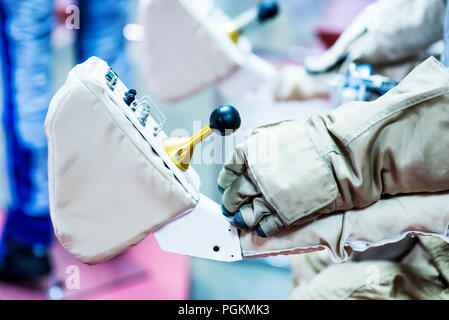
[0, 211, 190, 300]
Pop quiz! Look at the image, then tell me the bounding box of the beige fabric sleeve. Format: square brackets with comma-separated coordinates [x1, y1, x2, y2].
[247, 56, 449, 226]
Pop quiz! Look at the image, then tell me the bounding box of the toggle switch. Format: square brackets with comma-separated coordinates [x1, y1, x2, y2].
[105, 68, 118, 90]
[163, 105, 241, 171]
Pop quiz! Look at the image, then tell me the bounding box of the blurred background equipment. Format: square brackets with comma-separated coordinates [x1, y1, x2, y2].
[138, 0, 280, 103]
[163, 105, 241, 171]
[329, 63, 398, 107]
[224, 0, 280, 43]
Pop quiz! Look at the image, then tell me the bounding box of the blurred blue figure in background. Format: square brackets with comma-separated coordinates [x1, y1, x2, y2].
[0, 0, 130, 283]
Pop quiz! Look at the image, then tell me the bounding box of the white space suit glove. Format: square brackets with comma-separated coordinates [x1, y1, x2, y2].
[218, 57, 449, 238]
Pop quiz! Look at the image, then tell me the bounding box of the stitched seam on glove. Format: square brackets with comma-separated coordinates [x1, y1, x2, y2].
[45, 79, 75, 245]
[348, 90, 448, 149]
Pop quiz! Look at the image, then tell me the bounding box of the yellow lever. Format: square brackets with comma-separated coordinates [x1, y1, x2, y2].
[163, 105, 241, 171]
[163, 125, 213, 171]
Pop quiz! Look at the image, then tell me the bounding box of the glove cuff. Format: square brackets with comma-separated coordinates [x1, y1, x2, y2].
[246, 121, 338, 225]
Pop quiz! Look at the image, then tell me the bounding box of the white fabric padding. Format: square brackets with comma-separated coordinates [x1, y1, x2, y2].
[45, 57, 197, 264]
[139, 0, 245, 102]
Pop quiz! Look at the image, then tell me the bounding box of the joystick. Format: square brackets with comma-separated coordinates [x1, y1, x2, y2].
[163, 105, 241, 171]
[225, 1, 280, 43]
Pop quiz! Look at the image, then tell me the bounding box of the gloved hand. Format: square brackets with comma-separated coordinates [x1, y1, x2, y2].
[218, 56, 449, 238]
[218, 119, 333, 237]
[273, 64, 329, 101]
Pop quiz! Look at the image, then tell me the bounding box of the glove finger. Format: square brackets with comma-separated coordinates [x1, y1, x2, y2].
[222, 174, 259, 216]
[256, 214, 285, 238]
[239, 197, 273, 228]
[217, 145, 246, 191]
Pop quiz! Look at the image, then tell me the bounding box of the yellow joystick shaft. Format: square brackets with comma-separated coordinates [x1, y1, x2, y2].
[163, 125, 214, 171]
[163, 105, 241, 171]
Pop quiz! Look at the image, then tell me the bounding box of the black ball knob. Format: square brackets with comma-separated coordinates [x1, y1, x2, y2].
[209, 105, 241, 136]
[257, 1, 280, 23]
[123, 89, 137, 106]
